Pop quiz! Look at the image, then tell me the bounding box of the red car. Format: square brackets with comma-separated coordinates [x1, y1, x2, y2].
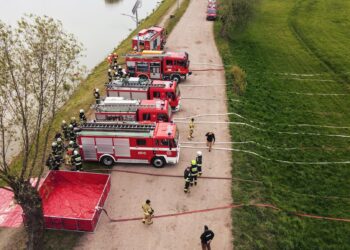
[206, 8, 217, 21]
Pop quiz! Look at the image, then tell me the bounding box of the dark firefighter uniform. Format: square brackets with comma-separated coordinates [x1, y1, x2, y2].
[71, 151, 83, 171]
[79, 110, 87, 124]
[46, 154, 55, 170]
[53, 153, 63, 170]
[196, 151, 203, 176]
[184, 167, 192, 193]
[61, 121, 69, 140]
[94, 89, 101, 104]
[190, 160, 199, 186]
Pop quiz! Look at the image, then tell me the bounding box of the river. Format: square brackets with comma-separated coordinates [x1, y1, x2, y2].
[0, 0, 161, 69]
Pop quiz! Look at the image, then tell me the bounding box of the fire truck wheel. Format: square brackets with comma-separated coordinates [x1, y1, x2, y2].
[101, 156, 115, 167]
[151, 157, 166, 168]
[171, 74, 181, 83]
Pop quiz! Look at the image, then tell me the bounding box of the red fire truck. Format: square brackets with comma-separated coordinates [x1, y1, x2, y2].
[106, 77, 181, 111]
[125, 50, 192, 83]
[132, 26, 166, 51]
[94, 97, 172, 123]
[76, 122, 180, 168]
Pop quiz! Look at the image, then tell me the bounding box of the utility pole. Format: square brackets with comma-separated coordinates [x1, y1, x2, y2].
[132, 0, 142, 52]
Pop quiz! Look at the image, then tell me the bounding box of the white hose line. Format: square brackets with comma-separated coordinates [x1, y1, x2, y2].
[191, 62, 225, 67]
[174, 112, 350, 130]
[180, 84, 228, 87]
[173, 112, 246, 120]
[180, 97, 241, 102]
[181, 145, 350, 165]
[175, 120, 350, 138]
[280, 78, 336, 82]
[275, 73, 325, 77]
[181, 141, 299, 150]
[284, 91, 350, 96]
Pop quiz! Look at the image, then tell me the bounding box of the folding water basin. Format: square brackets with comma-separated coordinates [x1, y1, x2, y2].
[39, 171, 111, 232]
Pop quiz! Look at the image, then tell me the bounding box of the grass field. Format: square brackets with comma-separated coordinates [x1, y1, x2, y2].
[215, 0, 350, 249]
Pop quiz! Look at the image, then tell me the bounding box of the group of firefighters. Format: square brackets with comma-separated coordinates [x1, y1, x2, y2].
[106, 53, 128, 82]
[46, 110, 87, 171]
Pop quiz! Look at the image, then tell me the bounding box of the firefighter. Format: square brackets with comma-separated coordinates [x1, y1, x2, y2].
[46, 153, 55, 170]
[113, 53, 118, 65]
[184, 166, 192, 193]
[142, 199, 154, 225]
[70, 117, 78, 128]
[69, 140, 79, 150]
[188, 118, 195, 140]
[54, 131, 62, 140]
[94, 88, 101, 104]
[69, 125, 76, 142]
[190, 159, 199, 186]
[51, 142, 58, 154]
[196, 151, 203, 176]
[65, 144, 74, 167]
[108, 68, 113, 82]
[61, 120, 69, 140]
[79, 109, 87, 124]
[117, 65, 124, 78]
[56, 137, 64, 155]
[53, 152, 63, 170]
[71, 150, 83, 171]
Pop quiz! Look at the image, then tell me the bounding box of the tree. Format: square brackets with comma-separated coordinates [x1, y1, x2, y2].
[0, 15, 83, 249]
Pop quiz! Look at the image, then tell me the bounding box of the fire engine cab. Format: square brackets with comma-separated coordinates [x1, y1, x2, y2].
[76, 122, 180, 168]
[94, 97, 172, 123]
[125, 50, 192, 83]
[132, 26, 166, 51]
[106, 77, 181, 111]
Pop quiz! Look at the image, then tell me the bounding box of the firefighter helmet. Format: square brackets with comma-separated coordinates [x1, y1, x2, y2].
[68, 124, 73, 129]
[62, 120, 66, 124]
[80, 109, 84, 113]
[118, 65, 122, 69]
[197, 151, 202, 156]
[108, 68, 111, 72]
[69, 140, 74, 146]
[71, 117, 76, 121]
[52, 142, 57, 147]
[73, 150, 79, 156]
[191, 159, 197, 165]
[57, 138, 62, 143]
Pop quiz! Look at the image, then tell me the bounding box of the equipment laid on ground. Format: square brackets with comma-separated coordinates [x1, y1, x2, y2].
[125, 50, 192, 83]
[132, 26, 166, 51]
[76, 121, 180, 168]
[0, 171, 111, 232]
[106, 77, 181, 111]
[94, 97, 172, 123]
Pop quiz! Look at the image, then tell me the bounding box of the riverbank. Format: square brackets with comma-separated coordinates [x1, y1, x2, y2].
[0, 0, 190, 248]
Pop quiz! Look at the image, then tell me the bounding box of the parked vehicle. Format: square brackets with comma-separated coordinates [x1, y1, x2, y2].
[76, 122, 180, 168]
[94, 97, 172, 123]
[125, 50, 192, 83]
[106, 77, 181, 111]
[132, 26, 166, 51]
[206, 8, 217, 21]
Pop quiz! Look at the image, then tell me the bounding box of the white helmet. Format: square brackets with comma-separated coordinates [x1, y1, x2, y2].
[80, 109, 84, 113]
[57, 138, 62, 143]
[118, 65, 122, 69]
[69, 140, 74, 146]
[62, 120, 66, 124]
[108, 69, 111, 72]
[52, 142, 57, 147]
[96, 88, 99, 92]
[73, 150, 79, 155]
[197, 151, 202, 156]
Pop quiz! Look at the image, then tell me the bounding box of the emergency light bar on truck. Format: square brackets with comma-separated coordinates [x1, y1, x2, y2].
[106, 77, 181, 111]
[76, 122, 180, 168]
[93, 97, 172, 123]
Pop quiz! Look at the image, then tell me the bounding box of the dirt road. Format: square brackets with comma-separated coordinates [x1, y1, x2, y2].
[75, 0, 233, 249]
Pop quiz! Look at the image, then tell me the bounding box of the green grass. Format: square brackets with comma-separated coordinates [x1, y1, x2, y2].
[215, 0, 350, 249]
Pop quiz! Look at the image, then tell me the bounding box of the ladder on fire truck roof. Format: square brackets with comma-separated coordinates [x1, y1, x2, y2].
[95, 101, 164, 112]
[79, 122, 156, 132]
[125, 51, 167, 58]
[106, 79, 167, 89]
